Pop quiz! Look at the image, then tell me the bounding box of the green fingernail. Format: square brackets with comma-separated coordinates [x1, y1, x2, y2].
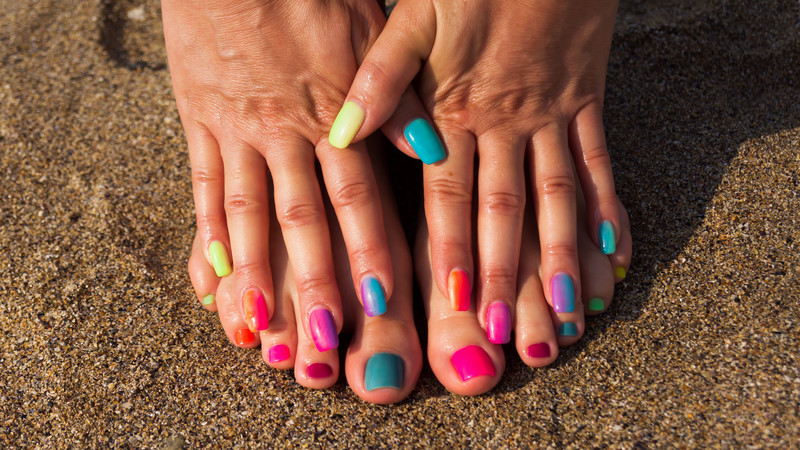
[208, 241, 232, 277]
[202, 294, 215, 306]
[588, 297, 605, 312]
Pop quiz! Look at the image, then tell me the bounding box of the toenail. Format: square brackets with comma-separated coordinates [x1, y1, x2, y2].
[486, 302, 511, 344]
[242, 288, 269, 332]
[527, 342, 551, 358]
[599, 221, 616, 255]
[234, 328, 255, 346]
[309, 308, 339, 352]
[558, 322, 578, 337]
[360, 276, 387, 317]
[365, 353, 404, 391]
[448, 269, 471, 311]
[403, 118, 446, 164]
[268, 345, 290, 363]
[615, 266, 627, 280]
[588, 297, 605, 312]
[201, 294, 215, 306]
[208, 240, 232, 277]
[551, 273, 575, 313]
[328, 101, 365, 149]
[451, 345, 496, 382]
[307, 363, 333, 379]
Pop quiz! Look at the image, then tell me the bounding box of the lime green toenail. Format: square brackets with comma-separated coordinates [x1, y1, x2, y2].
[588, 297, 605, 311]
[615, 266, 627, 280]
[202, 294, 215, 306]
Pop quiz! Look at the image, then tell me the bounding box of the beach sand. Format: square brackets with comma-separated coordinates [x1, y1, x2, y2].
[1, 0, 798, 446]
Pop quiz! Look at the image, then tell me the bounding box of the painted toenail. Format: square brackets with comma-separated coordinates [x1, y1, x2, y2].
[486, 302, 511, 344]
[448, 269, 471, 311]
[527, 342, 551, 358]
[307, 363, 333, 379]
[234, 328, 255, 346]
[365, 353, 404, 391]
[268, 344, 290, 363]
[403, 118, 446, 164]
[451, 345, 496, 382]
[328, 101, 365, 149]
[201, 294, 215, 306]
[558, 322, 578, 337]
[588, 297, 605, 312]
[309, 308, 339, 352]
[208, 240, 232, 277]
[360, 276, 387, 317]
[551, 273, 575, 313]
[615, 266, 627, 280]
[599, 221, 616, 255]
[242, 288, 269, 332]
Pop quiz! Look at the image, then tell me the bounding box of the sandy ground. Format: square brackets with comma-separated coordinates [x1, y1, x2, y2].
[1, 0, 798, 447]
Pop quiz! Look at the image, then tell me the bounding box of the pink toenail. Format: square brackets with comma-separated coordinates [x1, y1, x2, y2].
[451, 345, 496, 382]
[486, 302, 511, 344]
[242, 288, 269, 332]
[309, 308, 338, 352]
[527, 342, 551, 358]
[307, 363, 333, 379]
[268, 344, 290, 363]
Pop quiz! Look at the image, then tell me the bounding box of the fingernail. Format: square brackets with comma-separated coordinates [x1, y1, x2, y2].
[307, 363, 333, 379]
[551, 273, 575, 313]
[615, 266, 627, 280]
[448, 269, 471, 311]
[527, 342, 551, 358]
[599, 221, 616, 255]
[242, 288, 269, 332]
[201, 294, 215, 306]
[309, 308, 339, 352]
[328, 101, 365, 149]
[486, 302, 511, 344]
[558, 322, 578, 337]
[403, 118, 446, 164]
[451, 345, 496, 382]
[268, 344, 290, 363]
[360, 276, 387, 317]
[234, 328, 255, 346]
[208, 240, 232, 277]
[364, 353, 404, 391]
[588, 297, 605, 312]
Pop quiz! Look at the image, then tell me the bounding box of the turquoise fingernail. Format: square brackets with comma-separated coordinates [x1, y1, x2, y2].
[559, 322, 578, 337]
[364, 353, 404, 391]
[360, 276, 387, 317]
[403, 118, 446, 165]
[599, 221, 616, 255]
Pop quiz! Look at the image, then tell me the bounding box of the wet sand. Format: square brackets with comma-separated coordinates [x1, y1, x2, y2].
[1, 0, 798, 446]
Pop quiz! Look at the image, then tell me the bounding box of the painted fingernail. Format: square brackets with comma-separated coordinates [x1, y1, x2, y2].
[527, 342, 551, 358]
[558, 322, 578, 337]
[201, 294, 215, 306]
[551, 273, 575, 313]
[448, 269, 471, 311]
[234, 328, 255, 346]
[307, 363, 333, 379]
[268, 344, 290, 363]
[360, 276, 387, 317]
[309, 308, 339, 352]
[208, 241, 232, 277]
[365, 353, 404, 391]
[451, 345, 496, 382]
[588, 297, 605, 312]
[329, 101, 365, 149]
[599, 221, 616, 255]
[403, 118, 446, 164]
[486, 302, 511, 344]
[242, 288, 269, 332]
[615, 266, 627, 280]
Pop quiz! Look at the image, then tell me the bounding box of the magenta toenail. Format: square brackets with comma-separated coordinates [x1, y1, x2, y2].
[307, 363, 333, 379]
[268, 344, 290, 363]
[527, 342, 551, 358]
[451, 345, 496, 382]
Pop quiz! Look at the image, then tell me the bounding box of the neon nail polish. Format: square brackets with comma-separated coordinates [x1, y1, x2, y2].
[448, 269, 471, 311]
[588, 297, 605, 312]
[615, 266, 627, 280]
[309, 308, 338, 352]
[558, 322, 578, 337]
[201, 294, 215, 306]
[268, 344, 290, 363]
[486, 302, 511, 344]
[527, 342, 551, 358]
[364, 353, 404, 391]
[307, 363, 333, 379]
[451, 345, 495, 381]
[599, 221, 616, 255]
[234, 328, 255, 346]
[360, 276, 387, 317]
[208, 240, 232, 277]
[403, 118, 446, 164]
[242, 288, 269, 332]
[551, 273, 575, 313]
[328, 101, 365, 149]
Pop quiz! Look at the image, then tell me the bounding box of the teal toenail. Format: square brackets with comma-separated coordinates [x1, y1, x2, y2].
[558, 322, 578, 337]
[364, 353, 404, 391]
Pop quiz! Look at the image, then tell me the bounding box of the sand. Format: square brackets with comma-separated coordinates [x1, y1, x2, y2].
[1, 0, 798, 447]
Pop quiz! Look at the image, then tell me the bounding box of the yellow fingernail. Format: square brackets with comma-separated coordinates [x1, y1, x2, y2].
[208, 241, 232, 277]
[328, 101, 365, 149]
[615, 266, 627, 280]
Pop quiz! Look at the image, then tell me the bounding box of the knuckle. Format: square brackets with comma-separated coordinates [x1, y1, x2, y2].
[230, 259, 265, 278]
[543, 242, 577, 260]
[277, 200, 322, 229]
[329, 180, 374, 211]
[191, 166, 222, 187]
[581, 145, 612, 168]
[427, 178, 472, 206]
[480, 191, 525, 217]
[296, 272, 335, 295]
[347, 244, 385, 268]
[481, 266, 517, 290]
[537, 173, 576, 198]
[224, 192, 265, 217]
